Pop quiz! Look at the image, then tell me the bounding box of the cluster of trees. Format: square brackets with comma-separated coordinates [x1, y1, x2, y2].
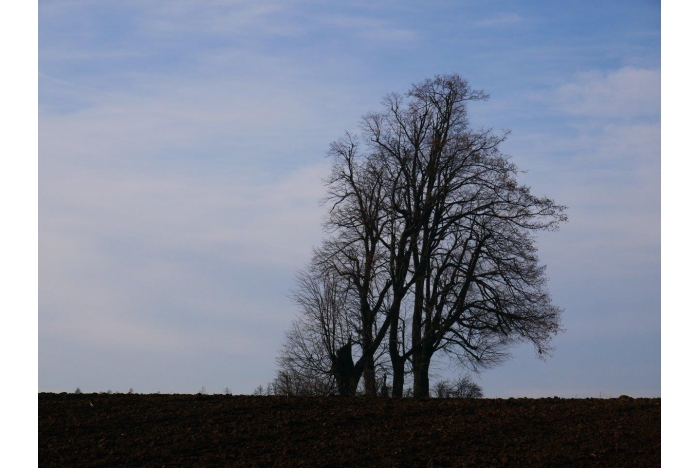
[431, 376, 484, 399]
[267, 74, 566, 398]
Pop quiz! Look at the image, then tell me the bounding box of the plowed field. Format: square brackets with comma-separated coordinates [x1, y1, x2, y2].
[39, 393, 660, 467]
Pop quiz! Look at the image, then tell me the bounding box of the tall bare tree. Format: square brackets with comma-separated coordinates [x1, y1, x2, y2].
[275, 74, 566, 398]
[361, 74, 566, 397]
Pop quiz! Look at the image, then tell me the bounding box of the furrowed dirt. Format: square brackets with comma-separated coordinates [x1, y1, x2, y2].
[39, 393, 660, 467]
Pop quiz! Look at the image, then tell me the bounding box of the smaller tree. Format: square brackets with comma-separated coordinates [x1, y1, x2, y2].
[431, 375, 483, 398]
[266, 367, 338, 396]
[284, 264, 355, 395]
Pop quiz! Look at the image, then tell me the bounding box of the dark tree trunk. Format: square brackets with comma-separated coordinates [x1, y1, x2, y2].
[332, 340, 358, 396]
[412, 347, 433, 398]
[388, 303, 405, 397]
[389, 341, 406, 397]
[362, 357, 377, 396]
[391, 359, 404, 397]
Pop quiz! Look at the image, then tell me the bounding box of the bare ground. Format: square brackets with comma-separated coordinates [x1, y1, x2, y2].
[39, 393, 660, 467]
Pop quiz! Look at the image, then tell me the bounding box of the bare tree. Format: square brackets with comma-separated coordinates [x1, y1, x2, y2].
[275, 73, 566, 399]
[282, 264, 353, 395]
[359, 74, 566, 397]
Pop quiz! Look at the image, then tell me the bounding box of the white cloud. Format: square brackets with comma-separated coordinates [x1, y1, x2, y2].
[553, 67, 660, 119]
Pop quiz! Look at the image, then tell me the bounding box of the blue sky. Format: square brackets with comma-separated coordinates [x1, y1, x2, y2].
[38, 0, 660, 396]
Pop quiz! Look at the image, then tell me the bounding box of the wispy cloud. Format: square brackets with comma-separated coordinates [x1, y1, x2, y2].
[319, 14, 418, 43]
[138, 0, 301, 38]
[474, 13, 523, 28]
[38, 66, 338, 351]
[496, 66, 660, 348]
[553, 67, 660, 119]
[40, 162, 328, 353]
[39, 50, 345, 364]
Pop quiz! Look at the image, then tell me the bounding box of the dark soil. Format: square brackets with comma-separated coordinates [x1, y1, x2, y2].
[39, 393, 660, 467]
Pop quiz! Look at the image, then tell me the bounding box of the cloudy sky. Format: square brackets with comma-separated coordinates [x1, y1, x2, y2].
[38, 0, 660, 397]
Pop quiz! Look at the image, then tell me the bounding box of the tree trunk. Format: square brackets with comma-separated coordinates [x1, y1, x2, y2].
[413, 347, 433, 398]
[391, 358, 404, 397]
[363, 357, 377, 396]
[389, 335, 405, 397]
[389, 303, 405, 397]
[332, 340, 358, 396]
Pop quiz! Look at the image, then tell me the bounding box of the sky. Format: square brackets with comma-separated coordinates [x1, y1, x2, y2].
[37, 0, 661, 397]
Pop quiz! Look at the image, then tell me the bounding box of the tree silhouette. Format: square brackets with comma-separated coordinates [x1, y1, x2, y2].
[273, 74, 566, 397]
